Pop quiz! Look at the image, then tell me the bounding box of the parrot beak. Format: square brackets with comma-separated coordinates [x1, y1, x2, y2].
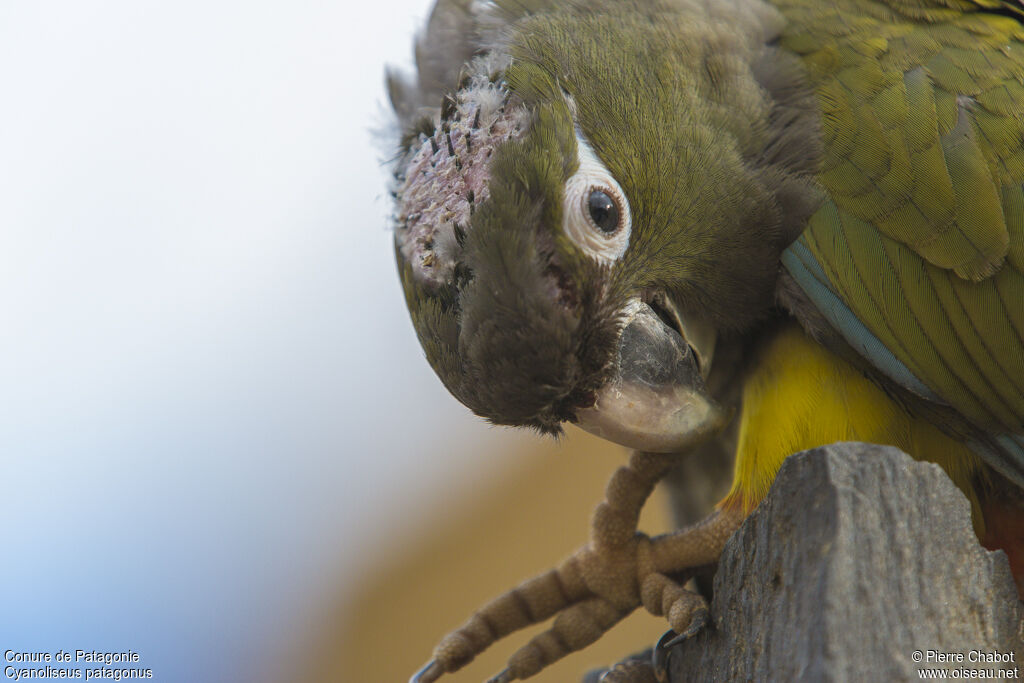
[575, 294, 726, 452]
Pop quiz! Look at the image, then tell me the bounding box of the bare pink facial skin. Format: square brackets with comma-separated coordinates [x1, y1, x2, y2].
[395, 80, 529, 289]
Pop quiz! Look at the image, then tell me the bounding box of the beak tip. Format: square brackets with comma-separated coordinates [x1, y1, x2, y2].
[573, 297, 724, 453]
[575, 387, 726, 453]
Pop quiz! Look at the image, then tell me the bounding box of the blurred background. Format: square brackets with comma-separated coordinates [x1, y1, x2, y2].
[0, 2, 673, 681]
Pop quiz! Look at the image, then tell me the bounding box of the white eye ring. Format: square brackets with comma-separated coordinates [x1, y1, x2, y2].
[562, 132, 631, 263]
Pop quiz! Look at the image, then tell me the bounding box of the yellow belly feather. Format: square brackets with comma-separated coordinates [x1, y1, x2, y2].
[720, 323, 985, 530]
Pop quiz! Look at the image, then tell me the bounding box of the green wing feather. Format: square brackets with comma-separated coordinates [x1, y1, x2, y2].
[777, 0, 1024, 438]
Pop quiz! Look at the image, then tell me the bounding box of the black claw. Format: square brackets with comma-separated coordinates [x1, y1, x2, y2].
[485, 667, 513, 683]
[652, 611, 707, 683]
[410, 660, 444, 683]
[671, 607, 709, 645]
[651, 630, 676, 683]
[597, 661, 657, 683]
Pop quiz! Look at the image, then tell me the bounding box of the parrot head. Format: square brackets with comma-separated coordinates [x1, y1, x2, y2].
[391, 3, 821, 451]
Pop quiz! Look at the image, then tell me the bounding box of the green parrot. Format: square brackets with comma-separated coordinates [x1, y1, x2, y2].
[387, 0, 1024, 680]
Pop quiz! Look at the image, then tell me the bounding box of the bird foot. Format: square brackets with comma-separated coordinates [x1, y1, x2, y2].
[409, 451, 744, 683]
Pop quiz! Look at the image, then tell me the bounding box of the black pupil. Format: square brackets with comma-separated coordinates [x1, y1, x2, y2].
[587, 190, 619, 234]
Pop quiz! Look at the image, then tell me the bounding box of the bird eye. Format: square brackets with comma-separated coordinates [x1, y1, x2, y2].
[563, 133, 631, 262]
[586, 188, 622, 234]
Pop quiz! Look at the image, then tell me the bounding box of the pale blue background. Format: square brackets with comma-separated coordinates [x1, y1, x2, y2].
[0, 2, 524, 681]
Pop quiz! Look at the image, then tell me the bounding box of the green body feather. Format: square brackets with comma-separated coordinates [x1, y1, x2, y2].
[777, 0, 1024, 438]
